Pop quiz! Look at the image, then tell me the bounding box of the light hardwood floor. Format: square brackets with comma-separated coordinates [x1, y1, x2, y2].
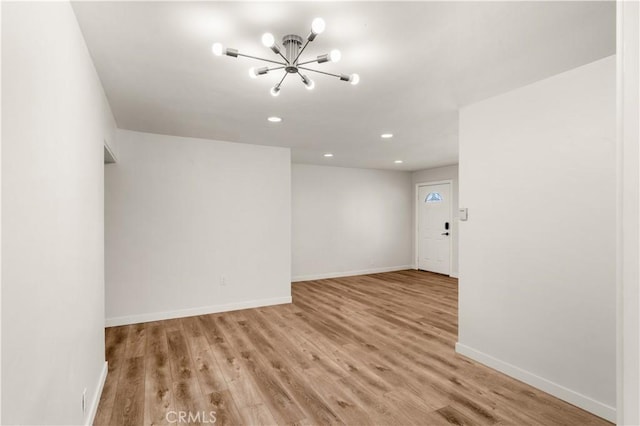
[95, 270, 611, 425]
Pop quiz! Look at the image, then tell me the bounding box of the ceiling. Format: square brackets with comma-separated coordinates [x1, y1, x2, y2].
[72, 1, 615, 171]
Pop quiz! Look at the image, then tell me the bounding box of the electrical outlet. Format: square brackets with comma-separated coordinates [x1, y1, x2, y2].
[82, 388, 87, 414]
[220, 275, 226, 286]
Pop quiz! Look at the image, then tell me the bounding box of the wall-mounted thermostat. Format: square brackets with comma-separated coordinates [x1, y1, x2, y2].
[459, 208, 468, 221]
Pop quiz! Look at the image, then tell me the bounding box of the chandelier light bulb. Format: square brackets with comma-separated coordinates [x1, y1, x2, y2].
[270, 86, 281, 97]
[349, 73, 360, 85]
[261, 32, 275, 48]
[330, 49, 341, 63]
[250, 67, 269, 78]
[211, 42, 224, 56]
[311, 18, 326, 35]
[301, 74, 315, 90]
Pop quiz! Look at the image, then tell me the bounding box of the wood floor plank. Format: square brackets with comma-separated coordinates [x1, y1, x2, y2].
[166, 330, 195, 382]
[197, 314, 247, 383]
[231, 312, 344, 424]
[144, 323, 173, 426]
[428, 405, 478, 425]
[172, 379, 205, 423]
[238, 403, 278, 426]
[227, 377, 266, 408]
[236, 349, 307, 425]
[204, 390, 244, 426]
[106, 326, 131, 373]
[95, 327, 132, 425]
[125, 323, 147, 359]
[95, 270, 612, 426]
[190, 347, 227, 395]
[265, 313, 348, 380]
[303, 367, 375, 425]
[335, 375, 401, 425]
[108, 356, 145, 426]
[180, 316, 228, 394]
[244, 309, 312, 371]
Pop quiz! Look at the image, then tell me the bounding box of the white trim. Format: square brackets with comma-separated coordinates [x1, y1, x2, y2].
[615, 3, 624, 421]
[449, 272, 459, 279]
[105, 296, 291, 327]
[415, 180, 454, 275]
[617, 2, 640, 424]
[292, 265, 413, 282]
[85, 361, 108, 426]
[455, 343, 616, 423]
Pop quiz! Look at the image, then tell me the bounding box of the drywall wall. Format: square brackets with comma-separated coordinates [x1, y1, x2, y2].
[105, 130, 291, 325]
[618, 2, 640, 424]
[0, 2, 3, 420]
[292, 164, 413, 281]
[457, 56, 616, 421]
[0, 2, 3, 419]
[2, 2, 115, 424]
[412, 165, 459, 277]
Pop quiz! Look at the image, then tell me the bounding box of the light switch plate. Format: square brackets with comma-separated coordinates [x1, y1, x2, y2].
[459, 208, 468, 221]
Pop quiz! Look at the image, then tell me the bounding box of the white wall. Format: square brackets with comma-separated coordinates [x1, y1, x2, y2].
[1, 2, 4, 420]
[2, 2, 115, 424]
[412, 165, 459, 277]
[457, 56, 616, 421]
[292, 164, 413, 281]
[618, 1, 640, 424]
[105, 130, 291, 326]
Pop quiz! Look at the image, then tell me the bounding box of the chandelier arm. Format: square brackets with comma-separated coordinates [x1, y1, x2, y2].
[275, 51, 289, 64]
[236, 52, 286, 66]
[296, 58, 321, 66]
[277, 72, 288, 87]
[298, 66, 342, 79]
[268, 66, 286, 72]
[293, 39, 311, 64]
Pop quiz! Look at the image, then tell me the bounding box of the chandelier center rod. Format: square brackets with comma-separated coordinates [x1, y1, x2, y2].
[282, 34, 303, 73]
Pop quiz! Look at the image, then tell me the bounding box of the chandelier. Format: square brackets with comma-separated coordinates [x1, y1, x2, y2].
[212, 18, 359, 96]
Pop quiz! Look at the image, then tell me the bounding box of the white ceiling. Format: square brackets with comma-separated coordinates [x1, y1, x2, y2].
[72, 1, 615, 171]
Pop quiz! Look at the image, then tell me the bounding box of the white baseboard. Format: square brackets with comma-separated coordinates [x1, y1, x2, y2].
[411, 265, 458, 278]
[85, 361, 108, 426]
[292, 265, 413, 282]
[105, 296, 292, 327]
[455, 342, 616, 422]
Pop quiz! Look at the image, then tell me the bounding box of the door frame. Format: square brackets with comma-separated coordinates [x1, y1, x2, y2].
[414, 179, 454, 276]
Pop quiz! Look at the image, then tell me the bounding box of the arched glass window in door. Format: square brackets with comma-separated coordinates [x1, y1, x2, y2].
[425, 192, 443, 203]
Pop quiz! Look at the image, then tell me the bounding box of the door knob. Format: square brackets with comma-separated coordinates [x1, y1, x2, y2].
[441, 232, 449, 236]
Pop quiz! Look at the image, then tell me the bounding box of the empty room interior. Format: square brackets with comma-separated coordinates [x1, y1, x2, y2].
[2, 1, 640, 425]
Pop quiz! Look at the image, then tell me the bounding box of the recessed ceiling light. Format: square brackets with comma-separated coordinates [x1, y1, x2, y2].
[394, 160, 403, 164]
[381, 133, 393, 139]
[267, 116, 282, 123]
[324, 153, 334, 158]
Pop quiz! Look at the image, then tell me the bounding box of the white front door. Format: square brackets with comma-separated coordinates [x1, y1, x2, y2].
[417, 183, 451, 274]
